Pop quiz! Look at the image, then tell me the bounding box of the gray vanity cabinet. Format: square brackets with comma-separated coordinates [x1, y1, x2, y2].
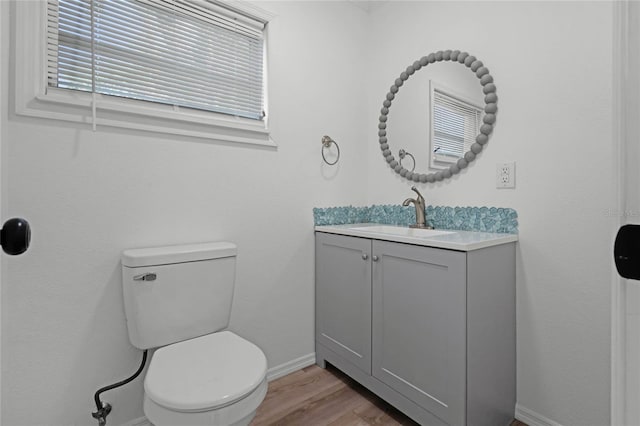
[315, 231, 516, 426]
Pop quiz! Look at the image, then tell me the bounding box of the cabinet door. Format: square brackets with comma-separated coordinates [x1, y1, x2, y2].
[315, 233, 372, 373]
[372, 240, 466, 425]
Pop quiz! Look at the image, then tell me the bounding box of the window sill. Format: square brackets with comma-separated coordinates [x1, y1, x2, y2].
[432, 153, 459, 164]
[22, 89, 275, 147]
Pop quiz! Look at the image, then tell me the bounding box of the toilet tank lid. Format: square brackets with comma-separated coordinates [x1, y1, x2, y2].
[122, 242, 237, 267]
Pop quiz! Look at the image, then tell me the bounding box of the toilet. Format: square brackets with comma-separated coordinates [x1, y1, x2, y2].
[121, 242, 268, 426]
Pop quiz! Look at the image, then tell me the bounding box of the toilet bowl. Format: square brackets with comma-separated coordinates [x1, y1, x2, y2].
[121, 242, 268, 426]
[143, 332, 267, 426]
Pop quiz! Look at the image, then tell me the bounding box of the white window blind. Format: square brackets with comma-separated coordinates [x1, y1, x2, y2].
[47, 0, 266, 121]
[432, 89, 482, 163]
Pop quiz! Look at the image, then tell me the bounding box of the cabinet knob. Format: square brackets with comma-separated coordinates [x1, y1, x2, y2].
[362, 254, 369, 260]
[372, 255, 379, 262]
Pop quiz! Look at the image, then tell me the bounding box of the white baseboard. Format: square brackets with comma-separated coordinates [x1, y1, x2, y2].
[515, 403, 564, 426]
[266, 352, 316, 381]
[117, 353, 317, 426]
[119, 416, 152, 426]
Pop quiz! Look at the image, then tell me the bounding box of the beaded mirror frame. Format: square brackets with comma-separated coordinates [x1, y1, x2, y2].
[378, 50, 498, 183]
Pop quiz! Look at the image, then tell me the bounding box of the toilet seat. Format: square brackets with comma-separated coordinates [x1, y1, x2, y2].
[144, 378, 268, 426]
[144, 331, 267, 412]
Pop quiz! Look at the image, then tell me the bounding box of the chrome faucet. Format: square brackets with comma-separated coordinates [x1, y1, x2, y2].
[402, 186, 432, 229]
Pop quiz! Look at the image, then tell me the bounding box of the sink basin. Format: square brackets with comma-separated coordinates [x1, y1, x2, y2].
[351, 225, 454, 238]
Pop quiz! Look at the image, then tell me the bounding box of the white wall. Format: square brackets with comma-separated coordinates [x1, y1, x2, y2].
[365, 2, 614, 425]
[0, 2, 369, 425]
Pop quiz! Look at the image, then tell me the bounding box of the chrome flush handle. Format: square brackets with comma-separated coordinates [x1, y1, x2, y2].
[133, 273, 157, 282]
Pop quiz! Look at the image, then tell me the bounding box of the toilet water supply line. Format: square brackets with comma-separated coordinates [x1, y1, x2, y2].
[92, 350, 148, 426]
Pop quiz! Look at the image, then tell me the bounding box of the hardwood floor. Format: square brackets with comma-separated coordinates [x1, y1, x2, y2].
[251, 364, 527, 426]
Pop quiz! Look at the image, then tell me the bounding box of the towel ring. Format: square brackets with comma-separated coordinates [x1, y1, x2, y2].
[398, 149, 415, 172]
[321, 135, 340, 166]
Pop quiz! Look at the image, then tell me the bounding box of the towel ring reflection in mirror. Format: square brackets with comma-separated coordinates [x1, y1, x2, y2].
[321, 135, 340, 166]
[398, 149, 415, 172]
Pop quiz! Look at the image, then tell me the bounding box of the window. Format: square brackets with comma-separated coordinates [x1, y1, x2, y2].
[430, 82, 482, 168]
[15, 0, 274, 146]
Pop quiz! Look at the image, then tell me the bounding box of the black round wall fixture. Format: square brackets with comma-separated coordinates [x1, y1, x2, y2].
[614, 224, 640, 280]
[1, 218, 31, 255]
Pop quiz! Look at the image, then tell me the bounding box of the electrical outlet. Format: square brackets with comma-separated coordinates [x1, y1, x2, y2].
[496, 162, 515, 188]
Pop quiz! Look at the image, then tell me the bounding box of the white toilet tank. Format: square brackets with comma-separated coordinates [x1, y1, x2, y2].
[121, 242, 237, 350]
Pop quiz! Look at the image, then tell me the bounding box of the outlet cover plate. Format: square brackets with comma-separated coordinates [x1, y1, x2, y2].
[496, 162, 515, 188]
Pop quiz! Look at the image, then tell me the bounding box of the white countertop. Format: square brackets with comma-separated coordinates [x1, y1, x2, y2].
[315, 223, 518, 251]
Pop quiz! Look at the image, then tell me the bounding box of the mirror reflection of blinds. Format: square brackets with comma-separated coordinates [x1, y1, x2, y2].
[432, 89, 481, 160]
[46, 0, 265, 120]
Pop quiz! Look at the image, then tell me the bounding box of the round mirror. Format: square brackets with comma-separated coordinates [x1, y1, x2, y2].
[378, 50, 498, 183]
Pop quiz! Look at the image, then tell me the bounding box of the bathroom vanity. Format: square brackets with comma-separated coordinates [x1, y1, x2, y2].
[314, 224, 517, 426]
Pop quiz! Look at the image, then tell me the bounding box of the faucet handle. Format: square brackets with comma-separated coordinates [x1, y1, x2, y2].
[410, 186, 424, 201]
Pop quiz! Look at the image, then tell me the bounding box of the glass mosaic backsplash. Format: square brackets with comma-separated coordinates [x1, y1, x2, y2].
[313, 205, 518, 234]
